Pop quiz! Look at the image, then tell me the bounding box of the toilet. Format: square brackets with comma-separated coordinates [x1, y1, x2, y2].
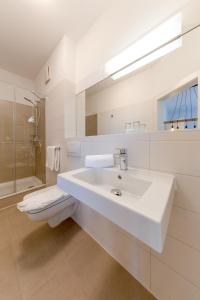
[17, 185, 78, 228]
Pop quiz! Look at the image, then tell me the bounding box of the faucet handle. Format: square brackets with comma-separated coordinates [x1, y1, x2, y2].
[116, 148, 128, 155]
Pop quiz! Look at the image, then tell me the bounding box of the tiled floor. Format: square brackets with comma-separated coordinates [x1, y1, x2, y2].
[0, 204, 156, 300]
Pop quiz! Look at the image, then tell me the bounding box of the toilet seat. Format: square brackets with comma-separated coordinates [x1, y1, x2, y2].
[17, 185, 78, 227]
[27, 196, 75, 214]
[17, 185, 72, 213]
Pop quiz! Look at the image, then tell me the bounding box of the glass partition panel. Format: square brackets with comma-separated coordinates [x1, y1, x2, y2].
[15, 101, 36, 191]
[0, 85, 46, 199]
[0, 98, 15, 197]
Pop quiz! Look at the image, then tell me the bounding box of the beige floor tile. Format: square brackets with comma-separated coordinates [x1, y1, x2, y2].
[11, 222, 66, 299]
[29, 263, 88, 300]
[12, 230, 56, 299]
[6, 206, 45, 242]
[11, 218, 91, 299]
[0, 206, 156, 300]
[67, 235, 155, 300]
[0, 245, 22, 300]
[0, 210, 11, 250]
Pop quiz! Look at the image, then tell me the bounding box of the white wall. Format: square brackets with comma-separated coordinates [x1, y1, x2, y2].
[75, 0, 190, 92]
[65, 130, 200, 300]
[76, 91, 86, 137]
[0, 67, 33, 91]
[35, 35, 75, 95]
[34, 35, 76, 184]
[0, 67, 34, 105]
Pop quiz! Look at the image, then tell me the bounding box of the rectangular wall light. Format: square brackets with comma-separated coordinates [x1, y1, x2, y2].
[105, 14, 182, 80]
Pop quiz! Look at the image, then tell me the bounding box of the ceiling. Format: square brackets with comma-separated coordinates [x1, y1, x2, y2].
[0, 0, 113, 79]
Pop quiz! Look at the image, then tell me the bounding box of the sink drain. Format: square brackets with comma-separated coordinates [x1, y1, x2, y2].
[111, 188, 122, 196]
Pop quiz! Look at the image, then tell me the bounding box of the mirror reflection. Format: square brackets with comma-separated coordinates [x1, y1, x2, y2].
[77, 6, 200, 136]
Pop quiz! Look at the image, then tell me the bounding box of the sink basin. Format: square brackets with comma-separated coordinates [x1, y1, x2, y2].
[57, 167, 175, 252]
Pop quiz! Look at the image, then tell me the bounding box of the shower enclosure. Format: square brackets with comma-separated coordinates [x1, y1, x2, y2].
[0, 83, 46, 198]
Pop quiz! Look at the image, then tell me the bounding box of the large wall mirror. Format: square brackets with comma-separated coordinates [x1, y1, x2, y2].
[76, 0, 200, 137]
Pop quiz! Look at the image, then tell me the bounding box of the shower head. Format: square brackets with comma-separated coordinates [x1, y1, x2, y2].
[27, 116, 35, 124]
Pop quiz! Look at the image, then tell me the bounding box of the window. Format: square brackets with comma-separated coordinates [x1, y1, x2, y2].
[158, 81, 198, 130]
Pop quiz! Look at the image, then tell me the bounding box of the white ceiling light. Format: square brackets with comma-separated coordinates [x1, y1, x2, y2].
[111, 39, 181, 80]
[105, 13, 182, 80]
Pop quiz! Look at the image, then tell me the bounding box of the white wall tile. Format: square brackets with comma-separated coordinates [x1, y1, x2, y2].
[73, 203, 151, 290]
[152, 236, 200, 288]
[174, 174, 200, 213]
[73, 202, 150, 253]
[81, 142, 115, 156]
[150, 141, 200, 176]
[127, 141, 149, 168]
[74, 132, 150, 143]
[81, 140, 149, 169]
[45, 79, 76, 183]
[168, 206, 200, 251]
[151, 256, 200, 300]
[150, 129, 200, 142]
[112, 241, 150, 290]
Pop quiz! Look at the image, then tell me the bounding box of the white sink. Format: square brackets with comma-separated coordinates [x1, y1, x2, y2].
[57, 167, 175, 252]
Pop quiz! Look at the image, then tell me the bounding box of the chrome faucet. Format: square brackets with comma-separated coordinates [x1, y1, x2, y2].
[114, 148, 128, 170]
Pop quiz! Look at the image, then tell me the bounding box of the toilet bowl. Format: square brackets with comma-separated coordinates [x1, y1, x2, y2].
[17, 185, 78, 228]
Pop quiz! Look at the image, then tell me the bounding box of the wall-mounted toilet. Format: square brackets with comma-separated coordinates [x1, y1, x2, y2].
[17, 185, 78, 227]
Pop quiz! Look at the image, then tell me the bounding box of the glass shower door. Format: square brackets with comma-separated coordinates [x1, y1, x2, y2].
[0, 98, 15, 197]
[15, 99, 36, 192]
[0, 84, 46, 199]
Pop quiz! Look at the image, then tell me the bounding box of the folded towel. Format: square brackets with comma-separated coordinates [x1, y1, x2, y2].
[46, 146, 60, 171]
[85, 154, 114, 168]
[54, 147, 60, 172]
[46, 146, 56, 171]
[17, 185, 72, 213]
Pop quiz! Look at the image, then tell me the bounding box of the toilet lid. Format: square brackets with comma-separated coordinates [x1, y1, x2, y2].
[17, 185, 72, 213]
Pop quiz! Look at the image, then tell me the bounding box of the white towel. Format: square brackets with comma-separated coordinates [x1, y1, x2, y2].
[85, 154, 114, 168]
[46, 146, 55, 170]
[46, 146, 60, 171]
[54, 147, 60, 172]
